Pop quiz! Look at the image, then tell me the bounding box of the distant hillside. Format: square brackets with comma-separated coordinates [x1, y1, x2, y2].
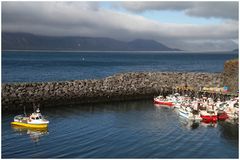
[232, 48, 238, 52]
[2, 32, 181, 51]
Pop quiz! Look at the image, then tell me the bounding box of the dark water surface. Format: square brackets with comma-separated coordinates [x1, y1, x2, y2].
[2, 51, 238, 83]
[2, 100, 238, 158]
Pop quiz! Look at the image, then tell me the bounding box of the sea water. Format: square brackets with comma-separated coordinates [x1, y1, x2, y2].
[2, 51, 238, 83]
[2, 100, 238, 158]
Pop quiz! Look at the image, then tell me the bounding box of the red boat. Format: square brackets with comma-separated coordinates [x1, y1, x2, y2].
[154, 96, 174, 107]
[217, 111, 229, 121]
[200, 110, 218, 122]
[201, 115, 218, 122]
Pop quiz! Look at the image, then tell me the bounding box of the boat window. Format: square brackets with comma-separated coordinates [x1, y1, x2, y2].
[31, 117, 35, 120]
[234, 103, 239, 108]
[36, 117, 39, 120]
[39, 116, 42, 119]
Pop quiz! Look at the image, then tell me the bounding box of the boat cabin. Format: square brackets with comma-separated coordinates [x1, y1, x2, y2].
[30, 115, 42, 120]
[29, 113, 43, 121]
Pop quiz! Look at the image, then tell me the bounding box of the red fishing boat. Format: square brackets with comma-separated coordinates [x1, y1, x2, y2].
[200, 110, 218, 122]
[217, 111, 229, 121]
[154, 96, 174, 107]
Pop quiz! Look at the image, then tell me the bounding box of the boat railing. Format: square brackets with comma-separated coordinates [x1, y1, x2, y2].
[14, 115, 24, 120]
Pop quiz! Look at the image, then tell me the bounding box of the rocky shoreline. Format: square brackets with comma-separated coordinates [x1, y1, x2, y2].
[2, 71, 225, 111]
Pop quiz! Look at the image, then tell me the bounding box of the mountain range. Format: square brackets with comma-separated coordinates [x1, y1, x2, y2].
[2, 32, 181, 51]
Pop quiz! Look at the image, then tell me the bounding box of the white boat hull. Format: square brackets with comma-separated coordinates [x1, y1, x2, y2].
[179, 108, 202, 120]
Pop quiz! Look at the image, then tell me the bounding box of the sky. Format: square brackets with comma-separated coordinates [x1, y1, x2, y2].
[1, 1, 239, 51]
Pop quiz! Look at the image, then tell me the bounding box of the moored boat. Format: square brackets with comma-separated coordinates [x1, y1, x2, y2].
[217, 111, 229, 121]
[154, 96, 174, 107]
[178, 106, 202, 120]
[153, 93, 239, 124]
[224, 99, 239, 120]
[200, 110, 218, 122]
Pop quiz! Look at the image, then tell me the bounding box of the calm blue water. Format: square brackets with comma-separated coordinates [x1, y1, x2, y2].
[2, 100, 238, 158]
[2, 51, 238, 83]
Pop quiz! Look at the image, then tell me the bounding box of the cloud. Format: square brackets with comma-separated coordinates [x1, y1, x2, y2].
[2, 2, 238, 51]
[163, 39, 238, 52]
[118, 1, 239, 20]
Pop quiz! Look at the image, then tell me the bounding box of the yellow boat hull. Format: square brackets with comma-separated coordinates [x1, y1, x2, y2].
[11, 122, 48, 128]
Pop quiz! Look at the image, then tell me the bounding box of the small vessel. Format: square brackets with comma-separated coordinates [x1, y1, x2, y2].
[200, 110, 218, 122]
[178, 106, 202, 121]
[154, 96, 174, 107]
[217, 111, 229, 121]
[166, 93, 184, 108]
[11, 108, 49, 129]
[224, 99, 239, 120]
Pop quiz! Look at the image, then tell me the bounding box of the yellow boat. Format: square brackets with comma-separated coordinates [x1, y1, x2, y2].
[12, 124, 48, 131]
[11, 121, 48, 128]
[11, 108, 49, 129]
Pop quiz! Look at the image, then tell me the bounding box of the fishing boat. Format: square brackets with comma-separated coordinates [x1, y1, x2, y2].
[166, 93, 184, 108]
[200, 110, 218, 122]
[154, 96, 173, 107]
[11, 108, 49, 129]
[217, 111, 229, 121]
[224, 99, 239, 120]
[178, 106, 202, 120]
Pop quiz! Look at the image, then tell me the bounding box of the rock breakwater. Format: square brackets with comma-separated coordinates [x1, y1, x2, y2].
[223, 59, 239, 93]
[2, 72, 224, 111]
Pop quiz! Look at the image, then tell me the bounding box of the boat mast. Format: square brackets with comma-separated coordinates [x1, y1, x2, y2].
[33, 103, 37, 112]
[23, 105, 26, 116]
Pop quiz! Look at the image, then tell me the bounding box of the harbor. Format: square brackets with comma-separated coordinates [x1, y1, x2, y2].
[153, 93, 238, 123]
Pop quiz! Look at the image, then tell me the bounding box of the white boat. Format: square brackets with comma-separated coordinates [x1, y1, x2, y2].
[215, 99, 225, 111]
[178, 106, 202, 120]
[154, 96, 174, 107]
[220, 98, 238, 120]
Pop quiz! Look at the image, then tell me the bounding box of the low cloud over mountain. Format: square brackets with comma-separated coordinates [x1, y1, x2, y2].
[2, 2, 238, 51]
[2, 32, 181, 51]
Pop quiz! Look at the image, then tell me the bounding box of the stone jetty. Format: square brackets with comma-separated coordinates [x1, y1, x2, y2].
[223, 59, 239, 93]
[2, 59, 238, 111]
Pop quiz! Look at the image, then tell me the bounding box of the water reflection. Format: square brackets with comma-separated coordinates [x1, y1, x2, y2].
[200, 121, 218, 128]
[11, 125, 49, 143]
[154, 103, 174, 109]
[178, 116, 201, 130]
[218, 121, 239, 139]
